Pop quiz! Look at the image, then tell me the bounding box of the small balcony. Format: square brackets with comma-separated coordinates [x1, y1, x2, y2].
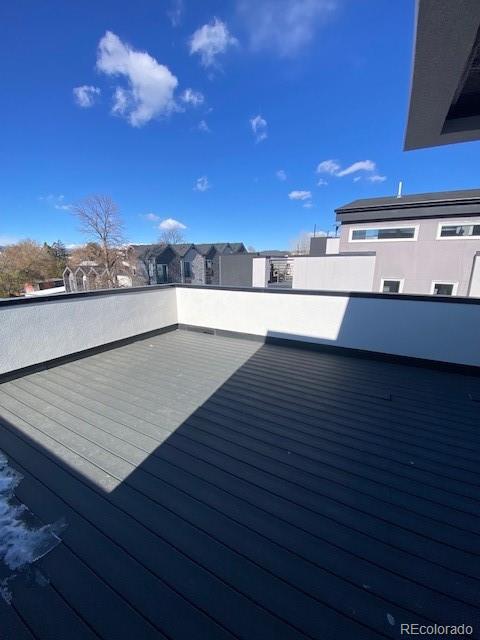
[0, 285, 479, 639]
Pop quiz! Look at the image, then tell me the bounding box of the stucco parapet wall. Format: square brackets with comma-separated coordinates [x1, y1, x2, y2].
[1, 284, 480, 374]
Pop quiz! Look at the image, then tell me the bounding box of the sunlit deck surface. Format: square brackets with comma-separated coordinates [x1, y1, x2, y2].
[1, 328, 480, 639]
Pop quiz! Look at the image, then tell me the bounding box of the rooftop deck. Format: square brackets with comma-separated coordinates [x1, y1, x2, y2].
[0, 328, 479, 639]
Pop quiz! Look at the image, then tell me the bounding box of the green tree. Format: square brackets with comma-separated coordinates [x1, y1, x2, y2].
[44, 240, 68, 277]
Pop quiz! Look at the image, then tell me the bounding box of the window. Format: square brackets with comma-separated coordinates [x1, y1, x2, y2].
[381, 279, 403, 293]
[156, 264, 168, 283]
[182, 261, 192, 278]
[438, 222, 480, 238]
[350, 227, 417, 241]
[431, 282, 457, 296]
[205, 259, 213, 270]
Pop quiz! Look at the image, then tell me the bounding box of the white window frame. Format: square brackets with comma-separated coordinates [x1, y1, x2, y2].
[348, 225, 419, 243]
[430, 281, 458, 296]
[436, 221, 480, 240]
[380, 278, 404, 294]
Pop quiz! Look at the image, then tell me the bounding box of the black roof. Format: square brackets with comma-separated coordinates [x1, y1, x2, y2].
[337, 188, 480, 212]
[336, 188, 480, 224]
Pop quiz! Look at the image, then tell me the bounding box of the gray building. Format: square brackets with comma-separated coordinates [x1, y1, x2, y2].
[336, 189, 480, 296]
[133, 242, 246, 286]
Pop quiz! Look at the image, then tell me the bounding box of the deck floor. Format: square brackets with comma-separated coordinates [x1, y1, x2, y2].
[0, 329, 479, 639]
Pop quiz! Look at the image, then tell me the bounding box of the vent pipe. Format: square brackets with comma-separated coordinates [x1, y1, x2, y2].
[397, 181, 403, 198]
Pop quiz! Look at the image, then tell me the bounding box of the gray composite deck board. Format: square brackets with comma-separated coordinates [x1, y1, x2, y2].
[0, 330, 479, 639]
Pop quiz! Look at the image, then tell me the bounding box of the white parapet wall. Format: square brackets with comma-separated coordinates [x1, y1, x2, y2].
[252, 257, 268, 288]
[176, 286, 480, 367]
[1, 285, 480, 375]
[292, 255, 376, 291]
[469, 254, 480, 297]
[0, 286, 177, 375]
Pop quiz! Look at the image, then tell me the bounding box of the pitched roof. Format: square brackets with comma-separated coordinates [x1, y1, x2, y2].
[131, 243, 193, 258]
[131, 242, 246, 258]
[194, 243, 216, 256]
[169, 243, 194, 257]
[229, 242, 246, 252]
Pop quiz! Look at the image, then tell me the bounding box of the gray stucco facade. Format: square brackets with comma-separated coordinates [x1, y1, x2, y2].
[337, 190, 480, 296]
[219, 253, 257, 287]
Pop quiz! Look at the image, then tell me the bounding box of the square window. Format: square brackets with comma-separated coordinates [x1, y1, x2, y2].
[382, 280, 401, 293]
[433, 283, 454, 295]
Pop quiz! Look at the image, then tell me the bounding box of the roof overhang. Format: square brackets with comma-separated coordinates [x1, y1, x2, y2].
[336, 197, 480, 224]
[404, 0, 480, 150]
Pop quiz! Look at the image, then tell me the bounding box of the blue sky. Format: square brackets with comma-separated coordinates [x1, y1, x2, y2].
[2, 0, 480, 250]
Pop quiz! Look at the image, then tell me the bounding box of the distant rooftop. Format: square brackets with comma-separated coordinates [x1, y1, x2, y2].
[132, 242, 246, 258]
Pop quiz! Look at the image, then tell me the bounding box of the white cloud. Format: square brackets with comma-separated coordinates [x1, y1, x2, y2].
[158, 217, 186, 231]
[289, 190, 311, 201]
[40, 194, 71, 211]
[316, 158, 380, 179]
[194, 176, 211, 192]
[167, 0, 184, 27]
[353, 176, 361, 183]
[190, 18, 237, 68]
[97, 31, 178, 127]
[143, 213, 160, 222]
[73, 85, 100, 108]
[336, 160, 376, 177]
[276, 169, 287, 181]
[250, 114, 268, 142]
[198, 119, 210, 132]
[367, 174, 387, 183]
[316, 159, 341, 175]
[237, 0, 336, 57]
[181, 88, 204, 106]
[303, 201, 314, 209]
[317, 177, 328, 186]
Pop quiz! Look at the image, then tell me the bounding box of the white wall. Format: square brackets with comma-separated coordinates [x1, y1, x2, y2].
[326, 238, 340, 254]
[176, 287, 480, 367]
[252, 258, 268, 287]
[2, 285, 480, 376]
[292, 255, 375, 291]
[0, 287, 177, 375]
[469, 255, 480, 297]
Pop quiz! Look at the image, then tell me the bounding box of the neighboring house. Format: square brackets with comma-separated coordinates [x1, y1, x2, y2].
[336, 189, 480, 296]
[63, 262, 134, 293]
[133, 242, 247, 286]
[196, 243, 247, 285]
[24, 279, 65, 296]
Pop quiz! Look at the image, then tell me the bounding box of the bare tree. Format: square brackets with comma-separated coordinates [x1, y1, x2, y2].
[71, 195, 125, 288]
[158, 228, 185, 245]
[289, 231, 312, 255]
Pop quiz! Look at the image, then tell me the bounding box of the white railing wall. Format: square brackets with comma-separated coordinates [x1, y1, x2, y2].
[1, 285, 480, 376]
[0, 287, 177, 375]
[176, 287, 480, 368]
